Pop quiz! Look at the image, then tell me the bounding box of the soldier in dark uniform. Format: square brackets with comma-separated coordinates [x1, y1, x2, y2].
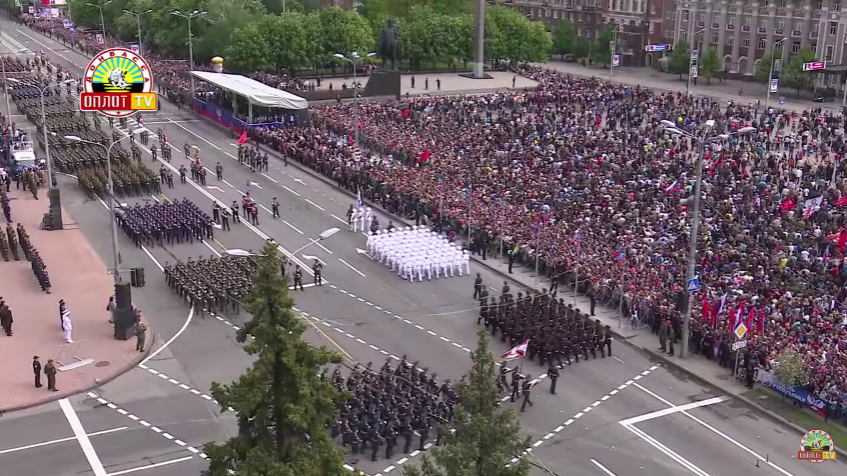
[497, 363, 509, 392]
[603, 325, 613, 357]
[271, 198, 280, 218]
[293, 265, 304, 291]
[33, 356, 42, 388]
[547, 362, 559, 394]
[313, 260, 323, 286]
[510, 370, 522, 402]
[44, 358, 58, 391]
[230, 201, 240, 223]
[215, 162, 223, 180]
[520, 375, 534, 411]
[6, 224, 19, 261]
[473, 273, 483, 299]
[220, 208, 230, 231]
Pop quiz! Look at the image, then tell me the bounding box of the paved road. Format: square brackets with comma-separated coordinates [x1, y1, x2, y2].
[2, 20, 844, 476]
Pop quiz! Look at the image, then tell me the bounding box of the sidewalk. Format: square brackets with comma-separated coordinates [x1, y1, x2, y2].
[0, 188, 151, 412]
[541, 60, 842, 113]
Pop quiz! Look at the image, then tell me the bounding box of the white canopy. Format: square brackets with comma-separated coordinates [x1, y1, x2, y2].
[190, 71, 308, 110]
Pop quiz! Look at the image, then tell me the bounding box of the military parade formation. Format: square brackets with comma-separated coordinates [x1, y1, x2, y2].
[115, 200, 215, 248]
[329, 358, 456, 463]
[0, 197, 50, 293]
[164, 255, 256, 318]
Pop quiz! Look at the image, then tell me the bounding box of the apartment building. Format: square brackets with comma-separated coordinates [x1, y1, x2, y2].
[668, 0, 843, 81]
[492, 0, 606, 37]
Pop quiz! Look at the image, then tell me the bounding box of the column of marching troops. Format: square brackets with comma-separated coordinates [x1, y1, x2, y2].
[0, 184, 51, 293]
[327, 358, 456, 463]
[115, 200, 215, 249]
[476, 277, 613, 399]
[163, 255, 255, 318]
[237, 144, 270, 171]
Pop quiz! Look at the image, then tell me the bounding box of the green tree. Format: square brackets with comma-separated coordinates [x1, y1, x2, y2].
[257, 13, 313, 73]
[773, 349, 809, 389]
[203, 241, 346, 476]
[313, 7, 374, 67]
[699, 45, 720, 84]
[225, 21, 272, 72]
[668, 38, 690, 79]
[591, 27, 614, 66]
[399, 7, 473, 69]
[404, 329, 531, 476]
[552, 20, 576, 58]
[573, 36, 590, 59]
[486, 5, 550, 65]
[68, 0, 124, 31]
[782, 47, 817, 94]
[754, 51, 775, 83]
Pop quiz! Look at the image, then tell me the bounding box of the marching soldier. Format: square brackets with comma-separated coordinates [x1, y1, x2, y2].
[520, 375, 534, 412]
[313, 260, 323, 286]
[473, 272, 483, 299]
[215, 162, 223, 180]
[6, 224, 19, 261]
[293, 265, 304, 291]
[547, 362, 559, 394]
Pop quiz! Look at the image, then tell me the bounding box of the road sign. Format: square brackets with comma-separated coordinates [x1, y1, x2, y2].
[690, 50, 699, 61]
[734, 323, 748, 339]
[686, 278, 700, 292]
[769, 78, 779, 93]
[802, 61, 826, 71]
[732, 340, 747, 351]
[690, 65, 698, 78]
[645, 44, 671, 52]
[612, 54, 620, 67]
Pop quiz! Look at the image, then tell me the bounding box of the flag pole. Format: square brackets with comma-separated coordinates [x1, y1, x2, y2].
[573, 239, 579, 307]
[467, 180, 473, 245]
[618, 258, 624, 329]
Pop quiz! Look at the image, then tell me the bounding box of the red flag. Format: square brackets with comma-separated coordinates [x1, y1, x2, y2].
[237, 130, 248, 145]
[417, 149, 431, 164]
[838, 228, 847, 251]
[836, 196, 847, 207]
[401, 108, 410, 118]
[747, 306, 756, 329]
[757, 308, 766, 333]
[780, 198, 796, 212]
[728, 305, 736, 329]
[702, 296, 711, 326]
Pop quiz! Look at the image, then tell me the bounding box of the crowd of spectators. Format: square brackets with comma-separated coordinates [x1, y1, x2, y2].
[251, 67, 847, 420]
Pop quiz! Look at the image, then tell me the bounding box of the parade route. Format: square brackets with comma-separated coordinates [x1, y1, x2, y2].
[2, 16, 845, 476]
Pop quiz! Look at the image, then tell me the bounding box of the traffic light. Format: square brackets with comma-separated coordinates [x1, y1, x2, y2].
[130, 268, 138, 287]
[137, 267, 145, 288]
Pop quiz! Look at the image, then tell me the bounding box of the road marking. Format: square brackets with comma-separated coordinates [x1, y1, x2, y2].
[139, 307, 194, 366]
[283, 220, 304, 234]
[167, 119, 220, 149]
[282, 185, 301, 197]
[261, 173, 278, 183]
[87, 393, 208, 459]
[612, 356, 625, 364]
[619, 396, 729, 426]
[304, 198, 325, 211]
[150, 194, 160, 203]
[632, 383, 794, 476]
[623, 423, 710, 476]
[338, 258, 366, 276]
[59, 399, 108, 476]
[0, 427, 126, 455]
[259, 203, 273, 214]
[222, 179, 234, 188]
[202, 240, 222, 257]
[331, 214, 348, 224]
[106, 456, 194, 476]
[590, 458, 617, 476]
[315, 241, 333, 255]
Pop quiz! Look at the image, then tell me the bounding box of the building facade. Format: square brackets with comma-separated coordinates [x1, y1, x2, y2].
[669, 0, 845, 81]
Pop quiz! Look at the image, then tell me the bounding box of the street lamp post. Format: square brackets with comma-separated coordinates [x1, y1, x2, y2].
[659, 120, 755, 359]
[171, 10, 208, 98]
[686, 28, 706, 96]
[333, 52, 376, 146]
[765, 38, 787, 110]
[86, 0, 112, 45]
[65, 130, 146, 284]
[609, 23, 621, 81]
[123, 9, 154, 56]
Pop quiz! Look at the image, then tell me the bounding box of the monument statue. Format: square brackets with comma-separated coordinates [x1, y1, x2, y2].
[377, 19, 400, 70]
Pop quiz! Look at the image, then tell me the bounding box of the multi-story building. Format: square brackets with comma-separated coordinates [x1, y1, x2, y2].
[493, 0, 606, 38]
[667, 0, 843, 82]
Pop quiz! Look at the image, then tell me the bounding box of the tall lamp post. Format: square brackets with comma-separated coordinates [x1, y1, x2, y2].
[608, 22, 621, 81]
[171, 9, 208, 98]
[333, 51, 376, 146]
[765, 38, 787, 110]
[686, 28, 706, 95]
[123, 9, 154, 56]
[86, 0, 112, 45]
[659, 120, 755, 359]
[64, 130, 147, 284]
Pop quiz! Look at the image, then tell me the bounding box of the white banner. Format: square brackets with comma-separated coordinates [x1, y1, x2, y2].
[769, 78, 779, 93]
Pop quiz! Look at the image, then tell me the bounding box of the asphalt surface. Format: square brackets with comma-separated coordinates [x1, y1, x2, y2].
[1, 19, 844, 476]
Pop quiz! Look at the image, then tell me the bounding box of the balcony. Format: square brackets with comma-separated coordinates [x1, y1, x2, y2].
[813, 11, 822, 19]
[774, 28, 785, 36]
[697, 21, 705, 27]
[743, 6, 753, 14]
[791, 30, 802, 37]
[726, 24, 735, 31]
[711, 22, 720, 29]
[742, 25, 751, 31]
[776, 7, 788, 16]
[728, 5, 736, 13]
[758, 27, 767, 33]
[810, 31, 819, 39]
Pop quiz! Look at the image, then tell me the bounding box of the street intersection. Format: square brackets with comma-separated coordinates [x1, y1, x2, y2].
[0, 17, 844, 476]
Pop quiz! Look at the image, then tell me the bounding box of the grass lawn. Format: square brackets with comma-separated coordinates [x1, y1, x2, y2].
[743, 387, 847, 445]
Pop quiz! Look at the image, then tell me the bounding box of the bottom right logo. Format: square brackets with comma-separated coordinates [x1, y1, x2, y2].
[799, 429, 836, 463]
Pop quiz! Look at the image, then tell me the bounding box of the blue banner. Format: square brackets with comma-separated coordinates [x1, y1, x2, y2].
[756, 368, 829, 415]
[190, 99, 287, 135]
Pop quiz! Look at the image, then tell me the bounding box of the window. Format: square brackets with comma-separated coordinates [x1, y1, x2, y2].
[726, 36, 734, 46]
[831, 22, 838, 35]
[835, 2, 841, 11]
[698, 14, 705, 23]
[795, 22, 803, 31]
[743, 38, 750, 47]
[665, 29, 673, 38]
[780, 0, 787, 6]
[681, 30, 689, 40]
[729, 16, 736, 26]
[651, 4, 657, 14]
[760, 19, 768, 29]
[713, 15, 720, 24]
[711, 35, 719, 44]
[826, 44, 834, 60]
[743, 17, 752, 27]
[758, 38, 767, 49]
[763, 0, 770, 5]
[776, 20, 785, 30]
[812, 44, 817, 54]
[682, 11, 689, 21]
[792, 41, 801, 53]
[816, 1, 823, 9]
[666, 10, 675, 19]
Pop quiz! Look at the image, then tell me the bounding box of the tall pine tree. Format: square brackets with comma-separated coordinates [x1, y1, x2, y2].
[203, 241, 347, 476]
[405, 329, 530, 476]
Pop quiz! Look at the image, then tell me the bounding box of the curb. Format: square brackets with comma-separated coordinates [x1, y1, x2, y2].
[637, 344, 847, 460]
[0, 328, 156, 414]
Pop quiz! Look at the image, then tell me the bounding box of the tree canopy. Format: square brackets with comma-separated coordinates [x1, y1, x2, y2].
[405, 329, 530, 476]
[698, 46, 720, 84]
[203, 241, 347, 476]
[782, 47, 817, 94]
[63, 0, 550, 73]
[668, 39, 691, 79]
